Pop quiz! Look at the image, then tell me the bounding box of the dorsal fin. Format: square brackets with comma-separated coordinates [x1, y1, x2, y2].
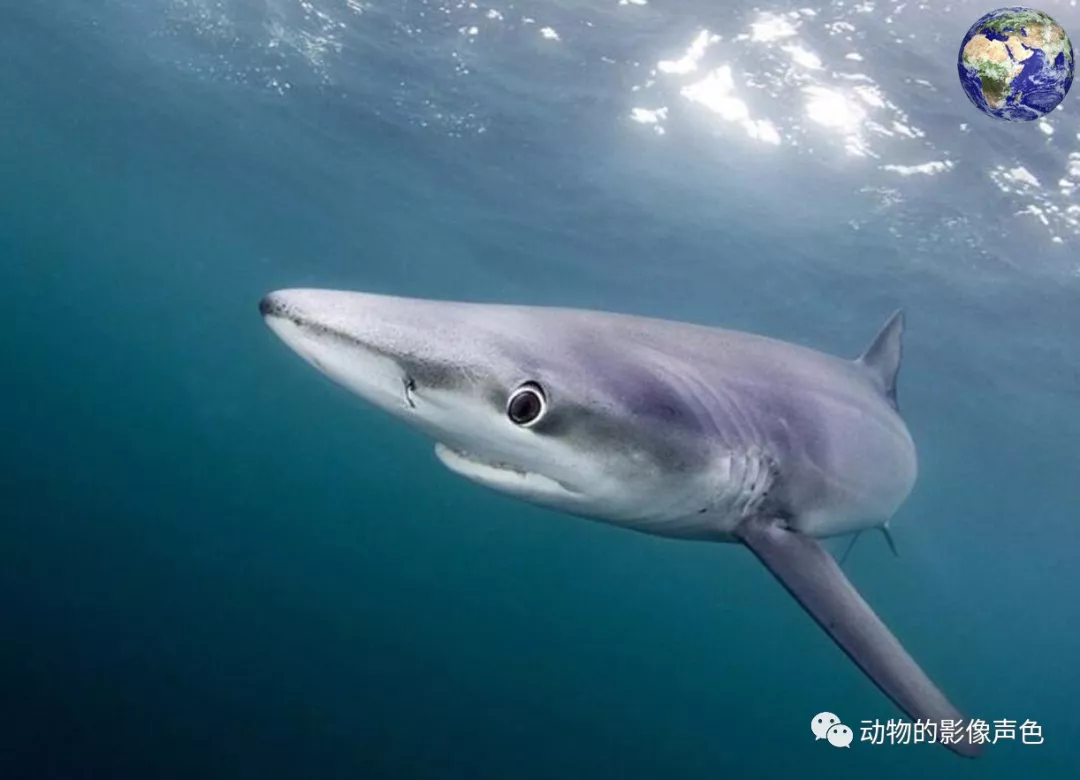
[855, 310, 904, 411]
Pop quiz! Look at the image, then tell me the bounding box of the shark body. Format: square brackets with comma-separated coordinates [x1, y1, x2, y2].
[259, 288, 980, 758]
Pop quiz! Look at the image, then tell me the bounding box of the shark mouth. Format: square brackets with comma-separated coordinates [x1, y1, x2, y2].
[433, 443, 579, 498]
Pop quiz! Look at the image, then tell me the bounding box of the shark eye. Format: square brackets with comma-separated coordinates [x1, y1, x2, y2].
[506, 382, 547, 427]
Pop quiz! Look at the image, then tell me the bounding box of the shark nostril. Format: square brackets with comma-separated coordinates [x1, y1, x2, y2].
[402, 376, 417, 408]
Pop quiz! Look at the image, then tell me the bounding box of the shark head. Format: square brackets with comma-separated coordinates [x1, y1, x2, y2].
[260, 288, 718, 529]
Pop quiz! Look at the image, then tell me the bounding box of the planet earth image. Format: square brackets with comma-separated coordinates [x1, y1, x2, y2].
[958, 7, 1074, 121]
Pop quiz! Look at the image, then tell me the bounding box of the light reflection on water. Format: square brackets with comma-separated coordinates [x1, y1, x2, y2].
[157, 0, 1080, 265]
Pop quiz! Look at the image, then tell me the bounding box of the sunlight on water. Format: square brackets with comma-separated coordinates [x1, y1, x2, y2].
[747, 12, 798, 43]
[157, 0, 1080, 264]
[678, 65, 782, 145]
[657, 30, 716, 76]
[621, 1, 1080, 250]
[628, 5, 935, 170]
[804, 86, 864, 126]
[881, 160, 953, 176]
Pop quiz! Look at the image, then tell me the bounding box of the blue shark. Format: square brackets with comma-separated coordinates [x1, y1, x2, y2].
[259, 288, 981, 758]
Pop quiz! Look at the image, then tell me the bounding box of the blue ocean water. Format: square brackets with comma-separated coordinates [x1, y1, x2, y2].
[2, 0, 1080, 777]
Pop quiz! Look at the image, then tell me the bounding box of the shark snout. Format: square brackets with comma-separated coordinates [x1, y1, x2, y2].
[259, 288, 452, 339]
[259, 288, 361, 332]
[258, 290, 328, 336]
[259, 288, 418, 353]
[259, 288, 494, 431]
[259, 288, 420, 410]
[258, 292, 287, 319]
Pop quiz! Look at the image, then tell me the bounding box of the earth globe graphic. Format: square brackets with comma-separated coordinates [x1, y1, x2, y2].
[958, 7, 1074, 121]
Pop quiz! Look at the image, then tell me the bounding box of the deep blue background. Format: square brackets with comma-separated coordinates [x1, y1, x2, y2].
[2, 1, 1079, 778]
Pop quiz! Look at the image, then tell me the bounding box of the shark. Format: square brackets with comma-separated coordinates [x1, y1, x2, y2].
[259, 288, 981, 758]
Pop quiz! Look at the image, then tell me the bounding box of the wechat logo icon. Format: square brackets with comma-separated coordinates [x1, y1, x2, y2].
[811, 712, 853, 748]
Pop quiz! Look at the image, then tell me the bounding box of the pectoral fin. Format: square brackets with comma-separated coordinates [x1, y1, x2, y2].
[734, 516, 982, 758]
